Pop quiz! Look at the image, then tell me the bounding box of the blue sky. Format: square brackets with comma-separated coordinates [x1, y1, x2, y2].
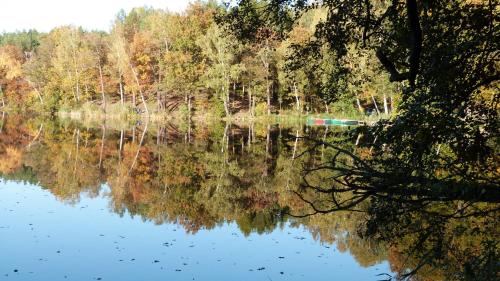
[0, 0, 192, 33]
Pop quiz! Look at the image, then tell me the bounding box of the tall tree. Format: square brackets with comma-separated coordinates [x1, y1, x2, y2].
[198, 24, 243, 117]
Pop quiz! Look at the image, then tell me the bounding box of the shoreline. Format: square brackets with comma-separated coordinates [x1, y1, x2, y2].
[2, 102, 385, 129]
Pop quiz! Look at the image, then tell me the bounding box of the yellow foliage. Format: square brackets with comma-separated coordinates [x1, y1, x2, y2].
[0, 47, 23, 80]
[0, 146, 23, 173]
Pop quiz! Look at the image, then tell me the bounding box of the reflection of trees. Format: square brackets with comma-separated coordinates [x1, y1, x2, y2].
[0, 119, 296, 235]
[0, 119, 352, 242]
[2, 117, 498, 280]
[25, 128, 103, 203]
[0, 146, 22, 174]
[0, 116, 32, 175]
[294, 138, 499, 280]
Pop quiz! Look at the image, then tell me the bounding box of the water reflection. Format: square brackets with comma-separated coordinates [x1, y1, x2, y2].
[0, 115, 498, 280]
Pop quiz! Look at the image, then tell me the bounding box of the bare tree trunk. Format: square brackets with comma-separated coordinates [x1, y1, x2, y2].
[261, 50, 271, 115]
[74, 129, 80, 174]
[223, 96, 230, 117]
[383, 93, 389, 115]
[263, 125, 271, 177]
[157, 72, 161, 112]
[356, 95, 363, 113]
[371, 94, 380, 115]
[188, 94, 192, 118]
[157, 127, 162, 182]
[188, 110, 192, 144]
[221, 83, 230, 117]
[226, 125, 230, 154]
[187, 93, 192, 143]
[118, 129, 124, 161]
[130, 63, 149, 115]
[129, 121, 148, 175]
[232, 82, 236, 110]
[0, 86, 4, 108]
[98, 63, 106, 112]
[292, 130, 299, 160]
[247, 125, 251, 148]
[222, 123, 228, 153]
[0, 111, 5, 133]
[355, 133, 363, 146]
[99, 124, 106, 169]
[27, 124, 43, 149]
[370, 136, 378, 153]
[266, 125, 270, 156]
[119, 78, 124, 107]
[247, 86, 252, 117]
[226, 80, 231, 116]
[75, 76, 80, 103]
[266, 80, 271, 115]
[252, 96, 256, 118]
[286, 129, 300, 191]
[321, 126, 329, 160]
[294, 82, 300, 113]
[71, 35, 81, 103]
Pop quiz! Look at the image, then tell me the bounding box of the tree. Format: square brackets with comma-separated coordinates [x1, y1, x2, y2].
[88, 32, 110, 111]
[0, 29, 41, 53]
[0, 44, 41, 107]
[233, 0, 499, 161]
[108, 25, 130, 107]
[50, 27, 96, 104]
[198, 24, 243, 116]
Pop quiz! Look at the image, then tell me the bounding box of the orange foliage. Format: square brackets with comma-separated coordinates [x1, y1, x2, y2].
[0, 146, 23, 173]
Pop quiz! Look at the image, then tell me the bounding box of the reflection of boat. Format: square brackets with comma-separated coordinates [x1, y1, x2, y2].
[307, 118, 363, 126]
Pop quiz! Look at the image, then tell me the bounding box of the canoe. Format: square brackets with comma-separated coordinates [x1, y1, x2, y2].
[307, 118, 361, 126]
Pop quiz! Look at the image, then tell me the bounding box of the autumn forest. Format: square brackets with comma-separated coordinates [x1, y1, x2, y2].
[0, 0, 498, 280]
[0, 1, 399, 120]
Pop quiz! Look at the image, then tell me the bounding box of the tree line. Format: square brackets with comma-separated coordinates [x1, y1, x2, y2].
[0, 1, 396, 117]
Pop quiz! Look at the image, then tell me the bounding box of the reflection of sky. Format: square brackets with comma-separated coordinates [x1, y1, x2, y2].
[0, 181, 390, 281]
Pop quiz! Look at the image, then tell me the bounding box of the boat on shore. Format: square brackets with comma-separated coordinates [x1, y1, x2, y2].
[307, 118, 364, 126]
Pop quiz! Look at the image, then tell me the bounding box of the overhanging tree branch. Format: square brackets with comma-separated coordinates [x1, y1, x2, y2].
[375, 0, 422, 89]
[376, 50, 410, 82]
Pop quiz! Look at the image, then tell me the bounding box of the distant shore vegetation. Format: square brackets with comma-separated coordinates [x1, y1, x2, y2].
[0, 1, 397, 120]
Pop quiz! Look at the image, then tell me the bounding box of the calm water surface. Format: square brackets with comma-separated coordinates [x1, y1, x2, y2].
[0, 116, 497, 280]
[0, 183, 387, 281]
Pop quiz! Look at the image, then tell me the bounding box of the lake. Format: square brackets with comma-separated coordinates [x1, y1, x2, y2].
[0, 115, 498, 280]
